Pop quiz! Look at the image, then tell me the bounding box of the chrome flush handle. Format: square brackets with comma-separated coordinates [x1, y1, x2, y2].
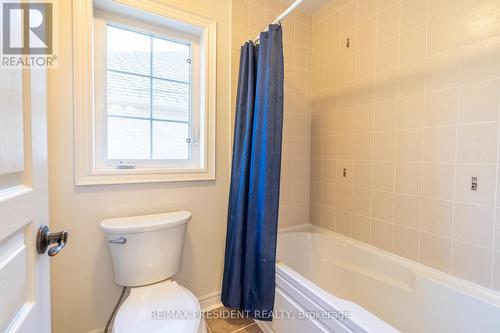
[108, 237, 127, 244]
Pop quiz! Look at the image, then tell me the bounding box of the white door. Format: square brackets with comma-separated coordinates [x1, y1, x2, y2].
[0, 65, 51, 331]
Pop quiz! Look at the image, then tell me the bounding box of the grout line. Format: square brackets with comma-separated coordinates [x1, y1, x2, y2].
[389, 0, 403, 253]
[367, 0, 380, 246]
[490, 51, 500, 286]
[449, 0, 464, 276]
[413, 0, 428, 264]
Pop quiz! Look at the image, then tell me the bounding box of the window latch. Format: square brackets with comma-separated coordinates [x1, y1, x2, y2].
[116, 161, 135, 169]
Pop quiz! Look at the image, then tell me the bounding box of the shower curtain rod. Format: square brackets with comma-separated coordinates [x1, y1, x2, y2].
[254, 0, 305, 43]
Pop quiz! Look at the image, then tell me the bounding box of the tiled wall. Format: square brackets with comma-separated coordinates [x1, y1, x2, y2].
[231, 0, 312, 228]
[309, 0, 500, 291]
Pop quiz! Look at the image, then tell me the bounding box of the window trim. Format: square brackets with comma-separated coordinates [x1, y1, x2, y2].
[73, 0, 216, 185]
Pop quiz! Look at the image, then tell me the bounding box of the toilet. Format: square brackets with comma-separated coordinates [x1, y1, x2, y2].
[100, 211, 207, 333]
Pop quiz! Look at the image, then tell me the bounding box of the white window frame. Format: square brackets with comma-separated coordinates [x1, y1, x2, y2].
[73, 0, 216, 185]
[94, 15, 200, 169]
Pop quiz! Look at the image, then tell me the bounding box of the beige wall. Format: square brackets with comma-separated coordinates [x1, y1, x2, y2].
[232, 0, 312, 228]
[48, 0, 231, 332]
[310, 0, 500, 291]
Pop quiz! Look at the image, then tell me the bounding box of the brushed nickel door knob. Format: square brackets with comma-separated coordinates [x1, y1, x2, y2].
[36, 225, 69, 257]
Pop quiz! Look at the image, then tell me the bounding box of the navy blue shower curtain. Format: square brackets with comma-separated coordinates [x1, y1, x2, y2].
[221, 24, 284, 321]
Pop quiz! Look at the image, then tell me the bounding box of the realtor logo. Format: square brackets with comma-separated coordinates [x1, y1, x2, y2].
[1, 1, 56, 68]
[2, 2, 53, 54]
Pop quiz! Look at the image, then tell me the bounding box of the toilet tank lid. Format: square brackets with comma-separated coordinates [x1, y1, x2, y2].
[100, 211, 191, 234]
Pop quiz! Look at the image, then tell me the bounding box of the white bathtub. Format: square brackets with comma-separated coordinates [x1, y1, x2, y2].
[259, 227, 500, 333]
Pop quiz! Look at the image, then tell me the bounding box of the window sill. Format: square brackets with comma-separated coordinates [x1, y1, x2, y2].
[75, 167, 215, 186]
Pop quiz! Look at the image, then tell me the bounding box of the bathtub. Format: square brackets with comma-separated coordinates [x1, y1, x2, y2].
[259, 227, 500, 333]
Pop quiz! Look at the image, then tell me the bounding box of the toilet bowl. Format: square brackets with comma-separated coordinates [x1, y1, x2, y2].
[113, 280, 206, 333]
[100, 211, 207, 333]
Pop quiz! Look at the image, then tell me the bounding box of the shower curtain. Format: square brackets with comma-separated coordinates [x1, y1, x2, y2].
[221, 24, 284, 321]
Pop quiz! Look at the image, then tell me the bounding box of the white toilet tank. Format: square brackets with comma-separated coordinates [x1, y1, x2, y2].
[100, 211, 191, 286]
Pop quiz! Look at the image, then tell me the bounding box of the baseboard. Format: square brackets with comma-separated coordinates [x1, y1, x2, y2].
[255, 320, 274, 333]
[198, 291, 222, 311]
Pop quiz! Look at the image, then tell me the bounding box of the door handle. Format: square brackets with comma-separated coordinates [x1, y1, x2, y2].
[36, 225, 69, 257]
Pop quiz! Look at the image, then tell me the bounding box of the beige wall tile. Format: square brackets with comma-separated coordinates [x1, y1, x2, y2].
[376, 0, 399, 13]
[426, 49, 460, 91]
[376, 37, 399, 72]
[401, 0, 428, 32]
[308, 0, 500, 292]
[372, 190, 394, 222]
[399, 25, 427, 65]
[398, 60, 426, 97]
[356, 47, 376, 78]
[376, 4, 400, 42]
[428, 0, 460, 20]
[340, 29, 357, 59]
[336, 134, 354, 159]
[353, 160, 373, 188]
[420, 233, 452, 272]
[337, 160, 354, 185]
[353, 187, 372, 216]
[321, 182, 336, 207]
[340, 0, 357, 32]
[339, 57, 356, 83]
[457, 123, 498, 164]
[427, 13, 460, 56]
[373, 131, 396, 161]
[374, 99, 397, 131]
[336, 210, 352, 236]
[425, 87, 458, 127]
[396, 130, 423, 162]
[493, 251, 500, 292]
[393, 225, 419, 261]
[395, 162, 422, 195]
[421, 198, 453, 237]
[352, 214, 371, 243]
[459, 80, 500, 124]
[455, 164, 496, 206]
[372, 161, 395, 191]
[491, 251, 500, 291]
[371, 219, 393, 251]
[422, 163, 455, 200]
[454, 203, 494, 247]
[357, 17, 377, 51]
[336, 185, 353, 211]
[394, 194, 420, 229]
[375, 68, 398, 101]
[452, 241, 492, 287]
[423, 126, 457, 163]
[461, 0, 500, 45]
[354, 133, 373, 160]
[323, 159, 336, 183]
[354, 104, 374, 133]
[338, 109, 355, 134]
[357, 0, 376, 23]
[398, 93, 425, 130]
[460, 36, 500, 85]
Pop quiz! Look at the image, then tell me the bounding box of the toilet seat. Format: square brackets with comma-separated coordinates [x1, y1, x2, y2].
[113, 280, 205, 333]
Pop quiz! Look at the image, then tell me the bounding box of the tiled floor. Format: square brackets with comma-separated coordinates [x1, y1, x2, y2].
[205, 307, 264, 333]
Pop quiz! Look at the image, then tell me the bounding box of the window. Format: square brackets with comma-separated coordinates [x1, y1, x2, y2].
[73, 1, 216, 185]
[105, 25, 193, 163]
